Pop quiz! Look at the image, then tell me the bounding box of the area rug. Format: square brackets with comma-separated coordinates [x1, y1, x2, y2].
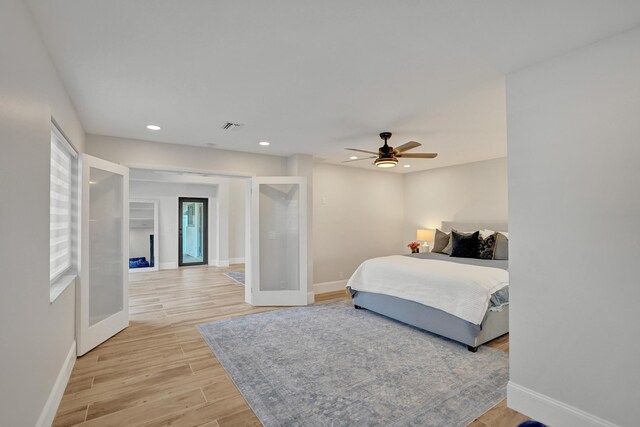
[198, 301, 509, 427]
[197, 301, 508, 427]
[224, 271, 245, 285]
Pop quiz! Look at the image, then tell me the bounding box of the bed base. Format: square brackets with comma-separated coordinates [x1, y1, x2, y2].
[350, 290, 508, 351]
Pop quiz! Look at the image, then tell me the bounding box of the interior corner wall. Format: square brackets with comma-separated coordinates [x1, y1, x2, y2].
[402, 157, 508, 244]
[313, 163, 404, 284]
[506, 27, 640, 427]
[0, 0, 86, 425]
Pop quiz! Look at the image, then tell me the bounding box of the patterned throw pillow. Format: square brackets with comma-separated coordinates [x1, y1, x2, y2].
[477, 233, 497, 259]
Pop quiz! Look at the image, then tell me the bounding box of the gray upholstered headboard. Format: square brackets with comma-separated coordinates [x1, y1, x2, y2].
[441, 221, 508, 233]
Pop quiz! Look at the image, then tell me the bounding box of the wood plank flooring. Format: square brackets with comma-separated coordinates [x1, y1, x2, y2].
[53, 265, 527, 427]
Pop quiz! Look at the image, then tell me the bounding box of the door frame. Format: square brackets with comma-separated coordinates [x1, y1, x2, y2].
[178, 197, 209, 266]
[128, 199, 159, 273]
[77, 154, 129, 356]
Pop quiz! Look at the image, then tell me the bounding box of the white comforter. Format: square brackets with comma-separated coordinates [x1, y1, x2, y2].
[346, 255, 509, 325]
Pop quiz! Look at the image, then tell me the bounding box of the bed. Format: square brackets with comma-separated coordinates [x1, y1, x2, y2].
[346, 221, 509, 352]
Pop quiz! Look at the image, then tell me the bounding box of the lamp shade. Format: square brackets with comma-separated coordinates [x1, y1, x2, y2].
[416, 229, 434, 241]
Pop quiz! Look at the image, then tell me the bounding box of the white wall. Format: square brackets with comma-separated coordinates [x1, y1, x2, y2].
[288, 154, 314, 298]
[403, 158, 508, 244]
[506, 27, 640, 427]
[313, 163, 404, 284]
[130, 181, 220, 268]
[129, 227, 154, 260]
[86, 134, 287, 177]
[0, 0, 86, 425]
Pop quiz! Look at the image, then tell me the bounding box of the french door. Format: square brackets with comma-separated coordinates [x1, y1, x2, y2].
[77, 154, 129, 356]
[246, 177, 308, 306]
[178, 197, 208, 266]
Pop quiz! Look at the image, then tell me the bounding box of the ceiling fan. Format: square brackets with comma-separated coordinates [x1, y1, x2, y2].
[344, 132, 437, 168]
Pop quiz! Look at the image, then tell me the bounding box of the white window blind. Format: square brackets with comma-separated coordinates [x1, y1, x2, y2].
[50, 126, 77, 282]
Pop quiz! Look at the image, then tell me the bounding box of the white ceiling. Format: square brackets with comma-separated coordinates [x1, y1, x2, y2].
[27, 0, 640, 173]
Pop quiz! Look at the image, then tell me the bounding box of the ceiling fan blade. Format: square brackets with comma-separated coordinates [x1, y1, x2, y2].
[394, 141, 421, 153]
[345, 148, 379, 155]
[398, 152, 438, 158]
[341, 156, 377, 163]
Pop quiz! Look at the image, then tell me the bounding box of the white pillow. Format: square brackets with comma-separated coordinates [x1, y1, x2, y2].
[480, 229, 494, 239]
[481, 229, 508, 239]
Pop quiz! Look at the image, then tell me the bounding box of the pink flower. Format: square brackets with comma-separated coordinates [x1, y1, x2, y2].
[407, 242, 420, 249]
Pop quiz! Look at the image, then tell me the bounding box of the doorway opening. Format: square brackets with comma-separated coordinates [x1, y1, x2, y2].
[178, 197, 208, 266]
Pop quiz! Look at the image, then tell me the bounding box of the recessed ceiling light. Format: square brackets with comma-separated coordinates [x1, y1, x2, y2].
[403, 164, 411, 168]
[259, 141, 270, 146]
[349, 156, 358, 160]
[146, 124, 161, 131]
[89, 181, 96, 184]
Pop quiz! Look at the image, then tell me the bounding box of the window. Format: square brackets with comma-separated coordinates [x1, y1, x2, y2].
[50, 123, 78, 299]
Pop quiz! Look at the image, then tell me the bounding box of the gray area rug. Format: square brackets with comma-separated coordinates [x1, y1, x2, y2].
[197, 301, 508, 427]
[224, 271, 245, 285]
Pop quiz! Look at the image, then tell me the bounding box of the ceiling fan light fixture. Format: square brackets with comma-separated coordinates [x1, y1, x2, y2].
[374, 157, 398, 168]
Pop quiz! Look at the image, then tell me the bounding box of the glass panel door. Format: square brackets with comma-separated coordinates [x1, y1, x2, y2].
[89, 167, 124, 326]
[178, 198, 208, 266]
[247, 177, 307, 306]
[78, 154, 129, 356]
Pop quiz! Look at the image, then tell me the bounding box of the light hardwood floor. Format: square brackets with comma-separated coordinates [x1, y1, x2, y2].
[53, 265, 527, 427]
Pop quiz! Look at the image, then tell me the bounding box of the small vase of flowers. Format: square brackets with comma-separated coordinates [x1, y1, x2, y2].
[408, 242, 420, 254]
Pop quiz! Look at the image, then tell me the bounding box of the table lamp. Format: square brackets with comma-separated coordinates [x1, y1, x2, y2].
[416, 229, 435, 252]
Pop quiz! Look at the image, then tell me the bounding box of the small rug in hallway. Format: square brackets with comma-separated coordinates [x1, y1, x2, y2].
[197, 301, 508, 427]
[224, 271, 245, 285]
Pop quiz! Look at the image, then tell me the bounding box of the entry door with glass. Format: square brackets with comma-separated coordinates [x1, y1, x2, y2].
[247, 177, 308, 306]
[77, 154, 129, 356]
[178, 197, 208, 266]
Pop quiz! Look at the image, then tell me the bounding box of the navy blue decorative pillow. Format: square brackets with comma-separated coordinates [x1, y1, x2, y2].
[450, 230, 480, 258]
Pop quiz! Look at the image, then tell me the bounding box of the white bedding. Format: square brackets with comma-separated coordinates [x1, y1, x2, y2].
[346, 255, 509, 325]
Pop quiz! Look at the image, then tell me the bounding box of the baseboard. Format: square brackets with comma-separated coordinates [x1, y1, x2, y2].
[507, 381, 618, 427]
[36, 340, 76, 427]
[160, 260, 242, 269]
[313, 280, 347, 295]
[307, 291, 315, 304]
[159, 261, 177, 270]
[129, 266, 158, 273]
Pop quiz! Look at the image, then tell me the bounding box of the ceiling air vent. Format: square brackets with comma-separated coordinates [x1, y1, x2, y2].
[221, 122, 243, 131]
